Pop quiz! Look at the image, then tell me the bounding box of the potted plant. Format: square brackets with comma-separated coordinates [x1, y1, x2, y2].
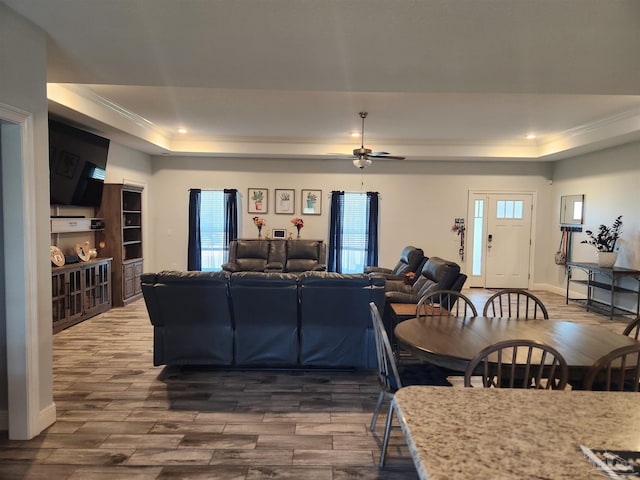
[581, 215, 622, 268]
[306, 192, 317, 209]
[279, 191, 290, 211]
[251, 190, 264, 210]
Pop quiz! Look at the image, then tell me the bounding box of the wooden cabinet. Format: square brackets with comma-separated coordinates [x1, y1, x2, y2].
[97, 184, 144, 306]
[52, 258, 111, 333]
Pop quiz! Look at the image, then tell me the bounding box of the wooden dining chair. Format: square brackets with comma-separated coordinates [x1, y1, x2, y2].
[622, 316, 640, 340]
[464, 339, 569, 389]
[482, 289, 549, 319]
[415, 290, 478, 318]
[369, 302, 451, 467]
[583, 343, 640, 392]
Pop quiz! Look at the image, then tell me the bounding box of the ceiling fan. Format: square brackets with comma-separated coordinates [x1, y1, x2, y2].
[341, 112, 406, 169]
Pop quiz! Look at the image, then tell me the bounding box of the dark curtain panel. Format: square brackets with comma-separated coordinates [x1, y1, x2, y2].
[365, 191, 380, 268]
[224, 189, 238, 248]
[327, 191, 344, 272]
[187, 188, 202, 271]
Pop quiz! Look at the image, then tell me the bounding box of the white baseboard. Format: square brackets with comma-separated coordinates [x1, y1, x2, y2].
[532, 282, 567, 297]
[39, 401, 57, 433]
[0, 402, 56, 436]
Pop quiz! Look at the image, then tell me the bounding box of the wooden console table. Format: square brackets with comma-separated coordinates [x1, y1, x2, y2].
[52, 257, 112, 333]
[566, 261, 640, 319]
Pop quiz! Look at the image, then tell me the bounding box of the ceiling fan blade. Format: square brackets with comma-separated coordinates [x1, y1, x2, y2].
[327, 152, 357, 160]
[368, 151, 390, 156]
[374, 155, 406, 160]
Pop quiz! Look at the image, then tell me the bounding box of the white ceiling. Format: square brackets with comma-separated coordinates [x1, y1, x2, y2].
[4, 0, 640, 161]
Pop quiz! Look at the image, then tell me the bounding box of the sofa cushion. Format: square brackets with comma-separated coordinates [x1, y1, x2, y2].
[235, 240, 270, 271]
[266, 241, 287, 272]
[286, 240, 325, 272]
[142, 270, 233, 366]
[230, 272, 299, 366]
[420, 257, 460, 289]
[298, 272, 385, 369]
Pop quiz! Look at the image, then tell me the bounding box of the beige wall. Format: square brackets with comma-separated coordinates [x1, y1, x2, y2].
[148, 143, 639, 299]
[148, 156, 554, 278]
[545, 141, 640, 310]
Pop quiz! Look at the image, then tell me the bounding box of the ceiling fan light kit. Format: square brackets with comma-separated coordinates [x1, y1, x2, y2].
[353, 157, 373, 169]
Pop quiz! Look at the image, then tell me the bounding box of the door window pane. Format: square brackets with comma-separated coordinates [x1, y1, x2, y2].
[496, 200, 523, 219]
[472, 199, 484, 276]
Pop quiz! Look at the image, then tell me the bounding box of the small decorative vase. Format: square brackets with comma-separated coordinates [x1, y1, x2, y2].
[296, 226, 301, 239]
[257, 227, 262, 239]
[596, 251, 617, 268]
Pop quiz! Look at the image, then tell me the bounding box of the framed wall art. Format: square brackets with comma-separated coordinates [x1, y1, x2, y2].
[275, 189, 295, 214]
[301, 189, 322, 215]
[248, 188, 268, 213]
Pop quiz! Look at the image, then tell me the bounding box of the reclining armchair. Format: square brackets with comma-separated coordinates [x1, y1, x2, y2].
[365, 246, 425, 280]
[385, 256, 466, 304]
[222, 240, 274, 272]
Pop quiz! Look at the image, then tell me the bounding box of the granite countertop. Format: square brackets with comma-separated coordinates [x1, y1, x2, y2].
[393, 386, 640, 480]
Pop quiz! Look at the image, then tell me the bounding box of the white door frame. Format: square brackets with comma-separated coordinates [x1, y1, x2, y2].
[1, 103, 41, 439]
[466, 189, 537, 289]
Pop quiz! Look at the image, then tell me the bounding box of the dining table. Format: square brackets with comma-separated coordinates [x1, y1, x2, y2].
[393, 386, 640, 480]
[394, 315, 638, 383]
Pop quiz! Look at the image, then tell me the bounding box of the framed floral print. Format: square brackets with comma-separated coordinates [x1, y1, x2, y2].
[248, 188, 268, 213]
[301, 189, 322, 215]
[275, 189, 295, 214]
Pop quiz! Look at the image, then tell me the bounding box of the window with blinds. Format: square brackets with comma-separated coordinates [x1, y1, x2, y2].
[341, 192, 368, 273]
[200, 190, 226, 271]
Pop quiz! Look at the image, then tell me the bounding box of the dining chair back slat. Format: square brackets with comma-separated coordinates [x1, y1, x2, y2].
[583, 343, 640, 392]
[464, 339, 568, 389]
[416, 290, 478, 318]
[482, 289, 549, 319]
[623, 317, 640, 340]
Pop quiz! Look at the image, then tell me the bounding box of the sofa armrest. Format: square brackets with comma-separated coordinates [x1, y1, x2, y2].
[311, 264, 327, 271]
[364, 266, 393, 275]
[385, 291, 420, 304]
[221, 262, 239, 272]
[265, 262, 284, 272]
[384, 281, 411, 293]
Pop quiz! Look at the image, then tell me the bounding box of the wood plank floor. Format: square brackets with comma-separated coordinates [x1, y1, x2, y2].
[0, 288, 632, 479]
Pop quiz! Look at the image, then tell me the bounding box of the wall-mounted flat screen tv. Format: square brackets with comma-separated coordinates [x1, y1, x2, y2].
[49, 118, 110, 207]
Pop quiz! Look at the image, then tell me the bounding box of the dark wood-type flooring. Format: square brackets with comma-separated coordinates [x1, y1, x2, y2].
[0, 288, 632, 479]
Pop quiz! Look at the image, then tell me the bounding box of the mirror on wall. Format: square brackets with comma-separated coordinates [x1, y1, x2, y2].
[560, 194, 584, 225]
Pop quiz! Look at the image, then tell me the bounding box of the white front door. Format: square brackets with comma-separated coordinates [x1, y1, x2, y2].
[468, 192, 533, 289]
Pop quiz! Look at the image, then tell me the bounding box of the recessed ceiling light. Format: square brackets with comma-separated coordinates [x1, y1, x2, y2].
[351, 132, 360, 138]
[177, 128, 188, 134]
[526, 134, 537, 140]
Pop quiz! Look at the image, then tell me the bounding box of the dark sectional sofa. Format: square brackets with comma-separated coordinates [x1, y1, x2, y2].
[222, 239, 326, 273]
[141, 270, 385, 370]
